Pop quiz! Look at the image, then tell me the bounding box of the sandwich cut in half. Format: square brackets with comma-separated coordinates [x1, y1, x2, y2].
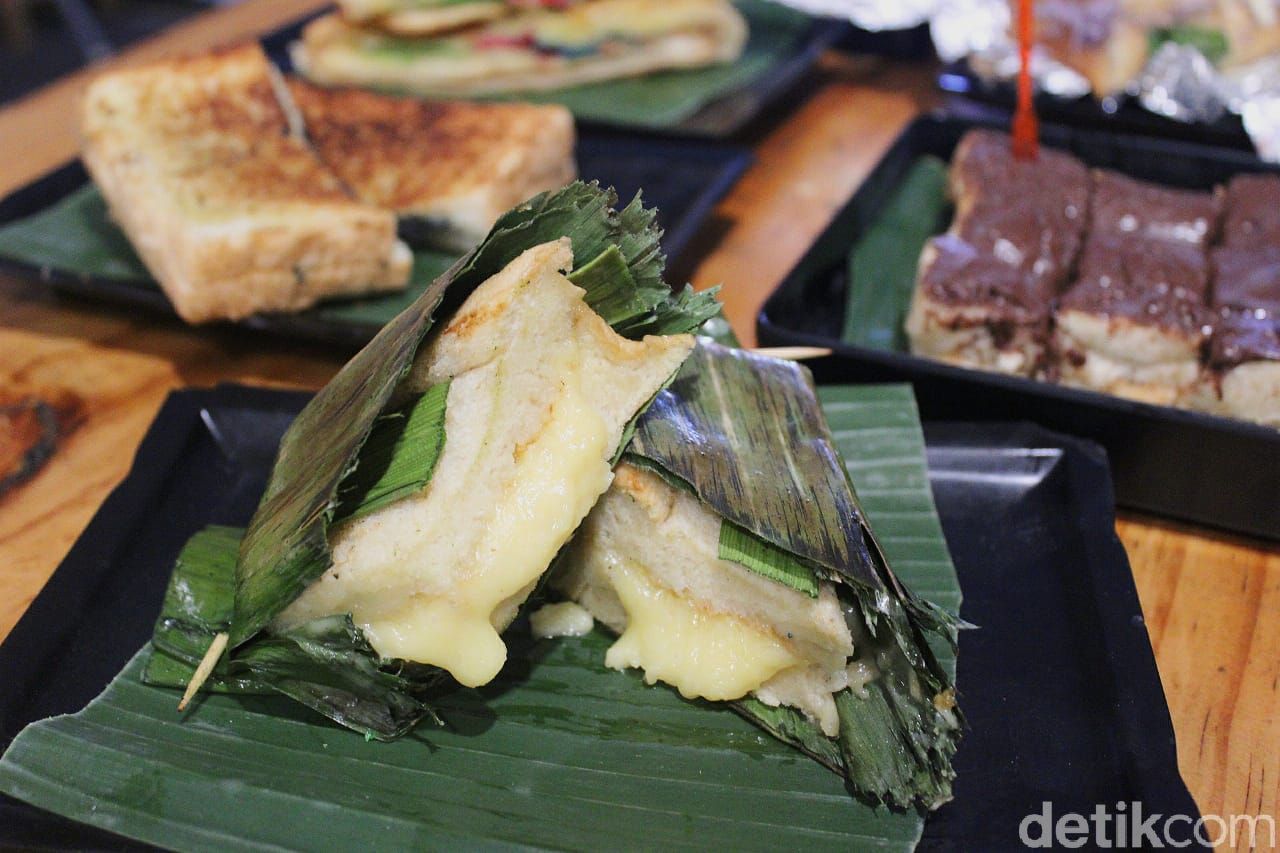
[552, 343, 964, 809]
[80, 44, 413, 323]
[144, 182, 721, 738]
[336, 0, 517, 37]
[292, 0, 749, 98]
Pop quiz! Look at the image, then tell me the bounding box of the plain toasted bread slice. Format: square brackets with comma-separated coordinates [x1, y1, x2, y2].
[80, 44, 411, 324]
[286, 79, 575, 251]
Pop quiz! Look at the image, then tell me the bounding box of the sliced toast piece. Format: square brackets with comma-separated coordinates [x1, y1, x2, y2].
[276, 239, 695, 686]
[286, 79, 575, 252]
[1055, 234, 1213, 404]
[1195, 308, 1280, 427]
[291, 0, 748, 97]
[948, 128, 1090, 229]
[905, 234, 1056, 377]
[1091, 169, 1222, 249]
[338, 0, 509, 36]
[556, 462, 855, 736]
[1185, 246, 1280, 424]
[80, 44, 411, 323]
[1221, 173, 1280, 250]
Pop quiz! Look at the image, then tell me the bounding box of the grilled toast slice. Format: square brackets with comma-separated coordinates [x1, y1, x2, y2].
[291, 0, 748, 97]
[80, 44, 411, 323]
[338, 0, 509, 36]
[286, 79, 575, 251]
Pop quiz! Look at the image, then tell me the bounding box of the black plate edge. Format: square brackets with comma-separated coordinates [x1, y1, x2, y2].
[0, 137, 752, 349]
[663, 16, 849, 138]
[837, 22, 935, 61]
[259, 8, 850, 140]
[757, 111, 1280, 541]
[937, 60, 1257, 155]
[0, 384, 1206, 849]
[0, 386, 308, 756]
[922, 421, 1203, 842]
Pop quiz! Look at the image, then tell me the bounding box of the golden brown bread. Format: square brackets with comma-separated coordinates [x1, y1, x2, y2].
[291, 0, 749, 97]
[80, 44, 412, 324]
[338, 0, 509, 36]
[286, 79, 576, 251]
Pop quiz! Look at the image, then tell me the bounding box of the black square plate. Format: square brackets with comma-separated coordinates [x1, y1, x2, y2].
[758, 113, 1280, 542]
[0, 135, 749, 349]
[0, 385, 1201, 850]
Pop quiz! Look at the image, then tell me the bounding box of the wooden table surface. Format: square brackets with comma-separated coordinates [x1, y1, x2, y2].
[0, 2, 1276, 847]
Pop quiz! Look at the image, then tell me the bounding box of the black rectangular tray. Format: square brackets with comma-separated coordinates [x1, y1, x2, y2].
[759, 114, 1280, 542]
[261, 8, 849, 140]
[0, 385, 1202, 850]
[939, 60, 1257, 155]
[837, 22, 935, 61]
[0, 135, 749, 349]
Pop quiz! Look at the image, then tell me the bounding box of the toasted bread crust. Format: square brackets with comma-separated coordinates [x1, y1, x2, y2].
[80, 44, 410, 323]
[371, 2, 508, 36]
[287, 79, 575, 249]
[292, 0, 748, 97]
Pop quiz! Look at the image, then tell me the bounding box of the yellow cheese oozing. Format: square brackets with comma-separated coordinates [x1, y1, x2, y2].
[603, 559, 804, 701]
[358, 385, 612, 687]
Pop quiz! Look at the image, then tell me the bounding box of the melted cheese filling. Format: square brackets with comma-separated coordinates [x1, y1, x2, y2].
[603, 559, 804, 701]
[530, 601, 595, 639]
[358, 385, 611, 686]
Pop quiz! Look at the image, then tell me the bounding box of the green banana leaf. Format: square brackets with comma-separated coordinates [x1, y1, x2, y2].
[625, 345, 960, 806]
[1151, 26, 1229, 65]
[718, 519, 820, 597]
[629, 343, 882, 591]
[842, 155, 951, 351]
[0, 183, 460, 331]
[234, 181, 712, 647]
[129, 182, 713, 741]
[145, 524, 448, 740]
[331, 381, 450, 524]
[0, 383, 958, 851]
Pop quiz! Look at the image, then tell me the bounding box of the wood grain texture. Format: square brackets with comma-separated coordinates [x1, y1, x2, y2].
[0, 3, 1275, 847]
[1120, 514, 1280, 849]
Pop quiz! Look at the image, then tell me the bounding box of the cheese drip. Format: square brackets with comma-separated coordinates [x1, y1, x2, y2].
[604, 559, 804, 701]
[360, 386, 611, 686]
[274, 240, 694, 690]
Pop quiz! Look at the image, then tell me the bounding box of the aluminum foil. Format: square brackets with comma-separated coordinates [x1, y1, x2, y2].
[1223, 53, 1280, 160]
[1137, 42, 1229, 123]
[775, 0, 1280, 160]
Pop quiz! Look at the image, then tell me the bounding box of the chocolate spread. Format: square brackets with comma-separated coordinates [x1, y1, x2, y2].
[1212, 246, 1280, 313]
[1060, 234, 1211, 333]
[1091, 170, 1221, 248]
[1221, 173, 1280, 250]
[920, 234, 1054, 327]
[1211, 308, 1280, 368]
[951, 129, 1090, 224]
[956, 198, 1083, 290]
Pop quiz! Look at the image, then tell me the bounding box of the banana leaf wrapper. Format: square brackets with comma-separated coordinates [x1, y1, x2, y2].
[144, 181, 720, 738]
[623, 341, 963, 809]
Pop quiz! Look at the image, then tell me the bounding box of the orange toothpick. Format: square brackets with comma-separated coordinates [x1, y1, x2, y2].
[1013, 0, 1039, 161]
